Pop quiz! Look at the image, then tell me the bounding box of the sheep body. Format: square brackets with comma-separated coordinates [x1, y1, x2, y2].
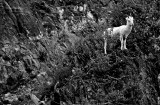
[109, 25, 132, 38]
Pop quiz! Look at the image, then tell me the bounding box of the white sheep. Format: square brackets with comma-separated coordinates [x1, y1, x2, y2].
[103, 16, 134, 54]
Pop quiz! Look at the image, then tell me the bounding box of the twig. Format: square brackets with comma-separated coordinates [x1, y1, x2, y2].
[106, 75, 129, 81]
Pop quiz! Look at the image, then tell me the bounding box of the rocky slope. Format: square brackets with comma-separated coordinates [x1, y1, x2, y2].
[0, 0, 160, 105]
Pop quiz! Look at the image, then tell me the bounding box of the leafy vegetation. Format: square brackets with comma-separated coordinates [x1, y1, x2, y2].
[0, 0, 160, 105]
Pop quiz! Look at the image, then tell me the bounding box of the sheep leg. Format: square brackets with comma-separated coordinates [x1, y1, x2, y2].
[104, 38, 107, 54]
[120, 35, 124, 50]
[124, 39, 127, 49]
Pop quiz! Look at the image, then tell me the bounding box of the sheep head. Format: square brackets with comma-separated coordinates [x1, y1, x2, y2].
[126, 16, 134, 26]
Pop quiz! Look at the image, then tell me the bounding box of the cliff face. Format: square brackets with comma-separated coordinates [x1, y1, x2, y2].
[0, 0, 160, 105]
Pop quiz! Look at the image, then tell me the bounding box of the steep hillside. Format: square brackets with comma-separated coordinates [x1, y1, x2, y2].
[0, 0, 160, 105]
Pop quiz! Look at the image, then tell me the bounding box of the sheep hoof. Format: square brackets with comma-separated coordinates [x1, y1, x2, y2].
[121, 48, 124, 50]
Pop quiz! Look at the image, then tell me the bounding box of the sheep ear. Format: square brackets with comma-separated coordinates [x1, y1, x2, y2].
[126, 17, 128, 20]
[131, 17, 134, 20]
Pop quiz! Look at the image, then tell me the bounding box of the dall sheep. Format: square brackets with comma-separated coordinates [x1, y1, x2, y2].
[103, 16, 134, 54]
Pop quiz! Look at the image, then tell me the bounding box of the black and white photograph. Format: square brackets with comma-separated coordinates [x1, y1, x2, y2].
[0, 0, 160, 105]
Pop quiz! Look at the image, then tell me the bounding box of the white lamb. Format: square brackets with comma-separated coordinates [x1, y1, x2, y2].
[103, 16, 134, 54]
